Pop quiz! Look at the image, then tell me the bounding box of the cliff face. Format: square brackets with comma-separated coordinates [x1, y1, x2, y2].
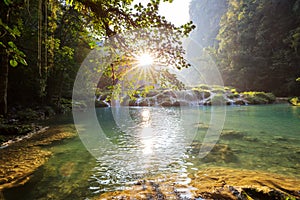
[189, 0, 228, 47]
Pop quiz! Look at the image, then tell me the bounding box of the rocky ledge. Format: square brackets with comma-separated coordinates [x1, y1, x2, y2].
[95, 85, 276, 107]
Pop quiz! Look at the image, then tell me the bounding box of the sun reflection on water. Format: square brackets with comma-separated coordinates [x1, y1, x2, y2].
[141, 109, 151, 122]
[140, 109, 153, 155]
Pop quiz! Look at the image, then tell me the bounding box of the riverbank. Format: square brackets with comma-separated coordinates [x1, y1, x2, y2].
[0, 125, 76, 191]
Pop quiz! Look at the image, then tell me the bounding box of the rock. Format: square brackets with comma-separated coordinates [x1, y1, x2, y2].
[234, 99, 246, 105]
[220, 130, 246, 140]
[161, 101, 173, 107]
[203, 100, 211, 105]
[190, 142, 238, 163]
[128, 100, 138, 106]
[273, 136, 288, 141]
[137, 99, 151, 106]
[97, 173, 196, 200]
[145, 91, 160, 97]
[162, 90, 176, 98]
[243, 136, 259, 142]
[194, 123, 209, 130]
[172, 101, 189, 106]
[95, 100, 109, 107]
[97, 166, 300, 200]
[211, 94, 226, 105]
[190, 167, 300, 200]
[94, 87, 277, 107]
[192, 90, 211, 100]
[156, 94, 170, 104]
[276, 97, 289, 104]
[0, 125, 76, 191]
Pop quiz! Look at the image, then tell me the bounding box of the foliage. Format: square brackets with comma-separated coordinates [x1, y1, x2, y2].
[1, 0, 195, 114]
[16, 108, 40, 121]
[191, 0, 300, 96]
[0, 5, 27, 67]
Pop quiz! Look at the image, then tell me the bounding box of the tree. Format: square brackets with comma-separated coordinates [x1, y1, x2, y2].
[70, 0, 195, 99]
[0, 0, 27, 116]
[210, 0, 300, 96]
[1, 0, 195, 113]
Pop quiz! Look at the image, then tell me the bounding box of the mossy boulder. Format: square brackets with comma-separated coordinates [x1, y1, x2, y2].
[192, 89, 211, 100]
[289, 97, 300, 106]
[242, 92, 275, 104]
[211, 94, 226, 105]
[211, 87, 226, 94]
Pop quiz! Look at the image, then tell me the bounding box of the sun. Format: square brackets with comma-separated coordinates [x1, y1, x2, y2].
[137, 53, 154, 67]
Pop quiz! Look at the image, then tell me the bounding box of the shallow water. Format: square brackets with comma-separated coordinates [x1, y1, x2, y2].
[2, 104, 300, 199]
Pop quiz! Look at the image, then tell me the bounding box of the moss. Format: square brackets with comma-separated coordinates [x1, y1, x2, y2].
[289, 97, 300, 106]
[230, 88, 237, 93]
[227, 93, 240, 99]
[192, 89, 211, 99]
[198, 84, 211, 90]
[242, 91, 276, 104]
[211, 86, 226, 94]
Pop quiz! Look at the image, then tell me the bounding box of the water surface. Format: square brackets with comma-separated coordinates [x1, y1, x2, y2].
[3, 104, 300, 199]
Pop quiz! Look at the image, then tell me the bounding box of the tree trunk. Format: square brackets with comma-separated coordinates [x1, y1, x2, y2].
[0, 49, 9, 116]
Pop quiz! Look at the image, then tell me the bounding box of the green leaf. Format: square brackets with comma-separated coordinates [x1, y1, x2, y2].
[19, 58, 28, 66]
[8, 41, 17, 49]
[9, 59, 18, 67]
[296, 77, 300, 82]
[4, 0, 12, 6]
[0, 42, 5, 48]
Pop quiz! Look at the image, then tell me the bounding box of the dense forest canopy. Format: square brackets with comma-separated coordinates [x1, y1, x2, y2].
[0, 0, 195, 115]
[190, 0, 300, 96]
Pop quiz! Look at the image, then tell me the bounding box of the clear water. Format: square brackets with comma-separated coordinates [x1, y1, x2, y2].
[3, 104, 300, 199]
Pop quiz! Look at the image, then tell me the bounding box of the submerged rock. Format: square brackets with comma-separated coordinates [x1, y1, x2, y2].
[97, 174, 195, 200]
[220, 130, 246, 140]
[189, 143, 238, 163]
[0, 125, 76, 191]
[96, 167, 300, 200]
[191, 167, 300, 200]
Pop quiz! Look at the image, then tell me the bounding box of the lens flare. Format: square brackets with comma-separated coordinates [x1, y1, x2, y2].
[137, 53, 154, 67]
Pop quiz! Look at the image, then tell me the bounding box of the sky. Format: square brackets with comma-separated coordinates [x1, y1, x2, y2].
[132, 0, 192, 26]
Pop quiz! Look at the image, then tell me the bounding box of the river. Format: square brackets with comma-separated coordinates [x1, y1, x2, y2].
[2, 104, 300, 199]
